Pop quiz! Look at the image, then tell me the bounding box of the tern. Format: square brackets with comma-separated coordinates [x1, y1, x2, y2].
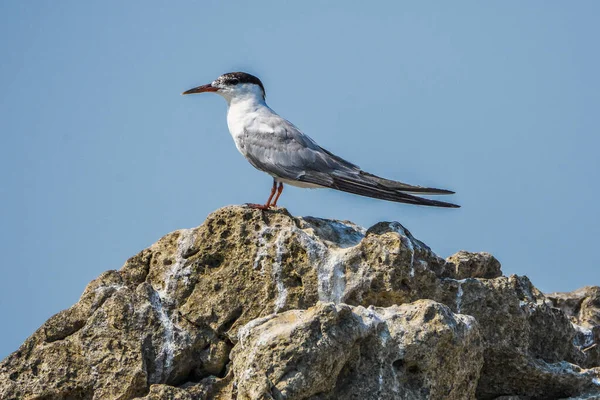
[183, 72, 459, 209]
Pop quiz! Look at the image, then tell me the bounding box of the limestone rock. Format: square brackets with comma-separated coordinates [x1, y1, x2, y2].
[445, 250, 502, 279]
[0, 205, 599, 400]
[439, 276, 600, 398]
[547, 286, 600, 331]
[546, 286, 600, 373]
[231, 300, 482, 400]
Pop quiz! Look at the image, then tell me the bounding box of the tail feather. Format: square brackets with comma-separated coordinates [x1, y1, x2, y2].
[332, 177, 460, 208]
[298, 170, 460, 208]
[359, 171, 455, 195]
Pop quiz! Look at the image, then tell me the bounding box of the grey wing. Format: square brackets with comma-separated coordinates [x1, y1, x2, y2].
[238, 117, 459, 208]
[237, 117, 358, 184]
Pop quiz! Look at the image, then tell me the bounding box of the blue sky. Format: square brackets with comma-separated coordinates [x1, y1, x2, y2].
[1, 1, 599, 359]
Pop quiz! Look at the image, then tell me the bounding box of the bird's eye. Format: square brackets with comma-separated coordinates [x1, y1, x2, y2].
[229, 78, 240, 85]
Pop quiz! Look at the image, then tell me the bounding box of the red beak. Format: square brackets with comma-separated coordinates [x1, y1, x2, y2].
[182, 83, 219, 95]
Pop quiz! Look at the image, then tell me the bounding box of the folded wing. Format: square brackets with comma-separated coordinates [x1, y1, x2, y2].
[237, 116, 459, 208]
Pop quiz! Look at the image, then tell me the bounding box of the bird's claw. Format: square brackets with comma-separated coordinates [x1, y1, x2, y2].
[245, 203, 272, 210]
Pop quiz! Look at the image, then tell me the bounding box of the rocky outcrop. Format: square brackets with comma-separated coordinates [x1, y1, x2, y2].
[1, 206, 599, 400]
[231, 301, 482, 400]
[546, 286, 600, 373]
[547, 286, 600, 329]
[445, 250, 502, 280]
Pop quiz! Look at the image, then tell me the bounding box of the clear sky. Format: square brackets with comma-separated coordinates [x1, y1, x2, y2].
[1, 1, 599, 359]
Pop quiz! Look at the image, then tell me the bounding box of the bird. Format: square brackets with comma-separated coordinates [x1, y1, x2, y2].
[183, 72, 459, 209]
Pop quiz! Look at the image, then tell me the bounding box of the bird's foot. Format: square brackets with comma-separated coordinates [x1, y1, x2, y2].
[245, 203, 272, 210]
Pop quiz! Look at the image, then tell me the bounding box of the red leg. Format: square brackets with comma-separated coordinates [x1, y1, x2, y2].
[246, 180, 277, 210]
[272, 183, 284, 207]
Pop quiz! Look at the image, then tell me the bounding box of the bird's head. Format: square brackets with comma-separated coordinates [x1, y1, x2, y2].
[182, 72, 266, 103]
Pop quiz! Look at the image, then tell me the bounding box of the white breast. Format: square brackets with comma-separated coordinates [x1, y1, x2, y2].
[226, 105, 248, 152]
[226, 98, 275, 155]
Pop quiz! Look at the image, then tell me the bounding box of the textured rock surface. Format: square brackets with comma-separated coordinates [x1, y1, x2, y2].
[1, 206, 599, 400]
[547, 286, 600, 329]
[445, 250, 502, 280]
[231, 301, 482, 400]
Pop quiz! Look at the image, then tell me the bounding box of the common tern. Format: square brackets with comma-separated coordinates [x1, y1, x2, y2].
[183, 72, 459, 209]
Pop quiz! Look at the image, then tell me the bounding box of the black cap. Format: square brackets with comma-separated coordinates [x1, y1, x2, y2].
[217, 72, 265, 95]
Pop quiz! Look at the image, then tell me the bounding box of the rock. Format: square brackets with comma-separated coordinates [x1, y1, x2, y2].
[231, 300, 482, 400]
[446, 250, 502, 279]
[546, 286, 600, 372]
[547, 286, 600, 329]
[440, 276, 600, 398]
[0, 205, 599, 399]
